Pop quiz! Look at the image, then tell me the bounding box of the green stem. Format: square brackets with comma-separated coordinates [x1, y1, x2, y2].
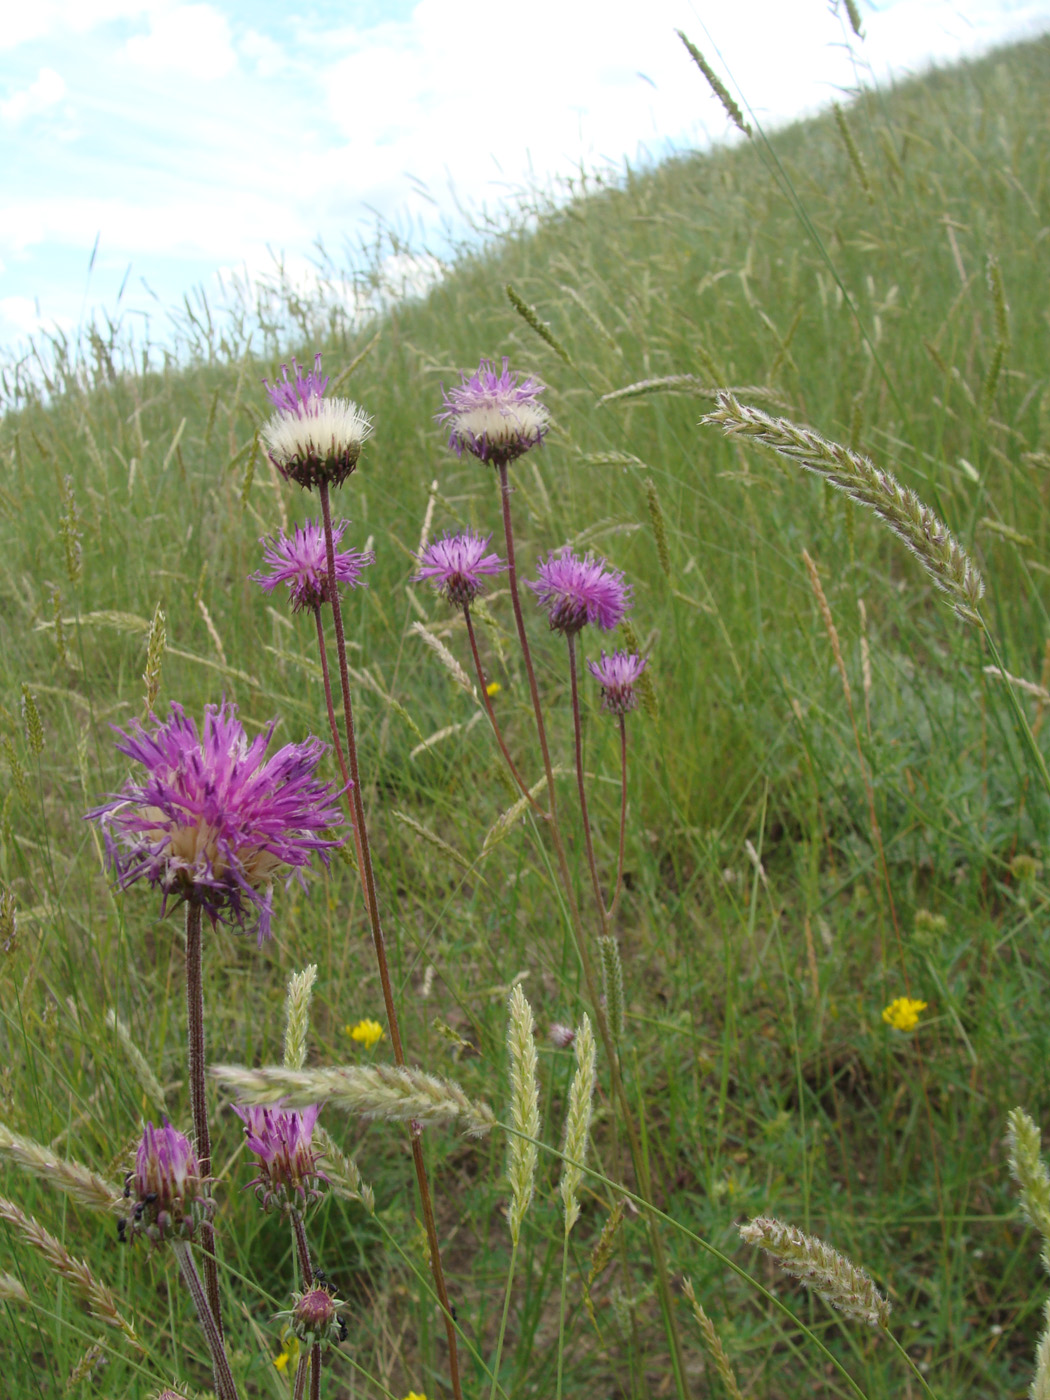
[487, 1240, 519, 1400]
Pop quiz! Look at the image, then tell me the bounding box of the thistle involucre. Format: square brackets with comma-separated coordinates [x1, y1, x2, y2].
[437, 357, 550, 468]
[262, 353, 373, 490]
[87, 700, 343, 943]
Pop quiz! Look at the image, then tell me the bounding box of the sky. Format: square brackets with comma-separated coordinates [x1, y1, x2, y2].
[1, 0, 1048, 357]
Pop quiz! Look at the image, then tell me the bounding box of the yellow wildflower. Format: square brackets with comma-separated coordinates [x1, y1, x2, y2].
[485, 681, 501, 697]
[273, 1351, 292, 1372]
[403, 1393, 428, 1400]
[881, 996, 927, 1032]
[346, 1018, 385, 1050]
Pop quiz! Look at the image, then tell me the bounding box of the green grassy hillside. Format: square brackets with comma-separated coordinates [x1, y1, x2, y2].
[1, 33, 1049, 1400]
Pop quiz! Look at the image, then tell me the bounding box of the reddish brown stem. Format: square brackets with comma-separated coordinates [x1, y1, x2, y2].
[313, 607, 350, 791]
[607, 716, 629, 922]
[567, 633, 609, 925]
[463, 604, 546, 815]
[185, 901, 223, 1343]
[316, 481, 462, 1400]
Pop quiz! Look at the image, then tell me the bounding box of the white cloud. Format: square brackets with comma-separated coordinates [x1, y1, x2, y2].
[0, 1, 155, 53]
[1, 67, 67, 126]
[123, 4, 237, 80]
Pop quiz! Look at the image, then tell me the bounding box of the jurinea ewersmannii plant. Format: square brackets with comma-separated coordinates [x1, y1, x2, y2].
[528, 548, 632, 635]
[415, 529, 506, 606]
[252, 518, 374, 613]
[587, 650, 648, 715]
[437, 356, 550, 467]
[262, 354, 373, 490]
[87, 699, 343, 944]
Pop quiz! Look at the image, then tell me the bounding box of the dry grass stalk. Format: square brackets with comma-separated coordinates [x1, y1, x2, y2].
[283, 964, 318, 1072]
[599, 376, 787, 407]
[393, 810, 475, 874]
[0, 1121, 123, 1213]
[0, 1271, 29, 1305]
[681, 1278, 747, 1400]
[645, 478, 672, 576]
[801, 550, 852, 706]
[703, 392, 985, 624]
[559, 1013, 596, 1234]
[0, 1196, 142, 1349]
[213, 1062, 495, 1137]
[409, 621, 476, 698]
[105, 1009, 167, 1115]
[584, 1197, 626, 1328]
[481, 772, 554, 856]
[676, 30, 751, 136]
[984, 667, 1050, 706]
[505, 283, 572, 366]
[739, 1215, 891, 1328]
[833, 104, 873, 201]
[507, 984, 540, 1246]
[598, 936, 625, 1041]
[143, 601, 166, 714]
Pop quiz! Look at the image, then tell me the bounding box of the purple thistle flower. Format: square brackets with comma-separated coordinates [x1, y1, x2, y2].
[528, 548, 632, 635]
[587, 650, 648, 715]
[233, 1102, 325, 1213]
[280, 1285, 345, 1350]
[415, 529, 506, 607]
[251, 518, 374, 613]
[261, 351, 373, 490]
[87, 701, 343, 944]
[125, 1119, 211, 1244]
[437, 357, 549, 468]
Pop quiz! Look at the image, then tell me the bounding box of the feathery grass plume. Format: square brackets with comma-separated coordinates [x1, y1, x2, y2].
[833, 104, 873, 201]
[598, 935, 626, 1041]
[0, 884, 15, 953]
[559, 1013, 596, 1234]
[0, 738, 27, 806]
[1007, 1108, 1050, 1271]
[313, 1124, 374, 1212]
[20, 685, 43, 758]
[681, 1278, 747, 1400]
[0, 1196, 142, 1348]
[620, 619, 657, 719]
[703, 392, 986, 624]
[240, 432, 259, 506]
[47, 582, 69, 666]
[1032, 1297, 1050, 1400]
[481, 772, 553, 856]
[505, 283, 572, 366]
[843, 0, 865, 39]
[143, 602, 166, 714]
[67, 1341, 106, 1390]
[987, 251, 1010, 346]
[801, 551, 852, 704]
[104, 1010, 167, 1116]
[739, 1215, 891, 1328]
[409, 620, 476, 697]
[984, 667, 1050, 705]
[506, 983, 540, 1246]
[0, 1122, 123, 1213]
[213, 1063, 495, 1136]
[57, 473, 83, 586]
[644, 479, 672, 576]
[393, 810, 476, 875]
[676, 30, 751, 137]
[283, 964, 318, 1072]
[0, 1271, 29, 1305]
[584, 1197, 626, 1328]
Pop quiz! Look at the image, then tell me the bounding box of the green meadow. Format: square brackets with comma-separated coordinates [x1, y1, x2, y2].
[2, 31, 1049, 1399]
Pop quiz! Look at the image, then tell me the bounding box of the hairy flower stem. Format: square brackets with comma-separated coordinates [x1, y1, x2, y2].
[290, 1209, 314, 1286]
[171, 1239, 239, 1400]
[495, 469, 690, 1400]
[312, 607, 350, 789]
[607, 717, 628, 922]
[317, 480, 462, 1400]
[185, 901, 223, 1343]
[293, 1356, 309, 1400]
[462, 604, 545, 815]
[567, 634, 610, 923]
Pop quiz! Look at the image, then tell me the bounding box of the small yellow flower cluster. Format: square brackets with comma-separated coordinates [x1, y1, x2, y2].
[881, 996, 928, 1032]
[485, 681, 501, 697]
[345, 1018, 385, 1050]
[273, 1329, 301, 1371]
[403, 1392, 428, 1400]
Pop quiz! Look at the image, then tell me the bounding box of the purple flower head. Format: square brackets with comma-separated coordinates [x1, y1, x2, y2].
[251, 518, 374, 613]
[233, 1101, 326, 1213]
[261, 351, 372, 491]
[587, 650, 648, 715]
[528, 548, 632, 635]
[125, 1119, 211, 1245]
[280, 1285, 345, 1350]
[87, 701, 344, 944]
[415, 529, 506, 607]
[437, 357, 549, 468]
